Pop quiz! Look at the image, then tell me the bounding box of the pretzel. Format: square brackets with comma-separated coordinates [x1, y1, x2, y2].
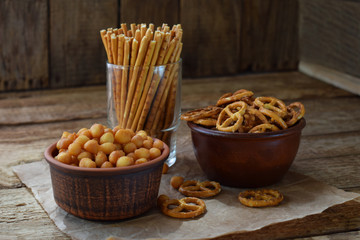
[254, 97, 287, 118]
[285, 102, 305, 127]
[181, 106, 222, 122]
[216, 89, 254, 106]
[248, 123, 280, 133]
[259, 107, 288, 129]
[178, 180, 221, 198]
[158, 194, 206, 218]
[238, 189, 284, 207]
[240, 107, 269, 132]
[216, 101, 247, 132]
[193, 117, 218, 127]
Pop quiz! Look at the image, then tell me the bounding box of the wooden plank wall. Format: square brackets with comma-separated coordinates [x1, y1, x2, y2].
[0, 0, 48, 91]
[0, 0, 299, 92]
[300, 0, 360, 79]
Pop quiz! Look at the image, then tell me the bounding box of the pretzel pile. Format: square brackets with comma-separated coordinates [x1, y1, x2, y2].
[181, 89, 305, 133]
[100, 23, 183, 144]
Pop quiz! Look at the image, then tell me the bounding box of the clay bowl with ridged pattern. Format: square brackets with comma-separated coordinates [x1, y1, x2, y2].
[44, 141, 169, 220]
[187, 118, 306, 188]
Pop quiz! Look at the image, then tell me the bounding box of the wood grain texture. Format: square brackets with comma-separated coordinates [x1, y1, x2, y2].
[300, 0, 360, 79]
[120, 0, 179, 27]
[0, 0, 48, 91]
[0, 188, 69, 239]
[180, 0, 241, 77]
[1, 0, 301, 91]
[299, 61, 360, 96]
[295, 230, 360, 240]
[181, 72, 352, 109]
[49, 0, 117, 88]
[0, 86, 107, 125]
[211, 198, 360, 240]
[239, 0, 299, 72]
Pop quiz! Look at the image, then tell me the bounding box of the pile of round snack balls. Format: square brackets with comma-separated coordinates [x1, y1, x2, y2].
[55, 123, 164, 168]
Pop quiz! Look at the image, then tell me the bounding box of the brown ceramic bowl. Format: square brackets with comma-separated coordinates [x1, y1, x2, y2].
[187, 119, 306, 188]
[44, 141, 169, 221]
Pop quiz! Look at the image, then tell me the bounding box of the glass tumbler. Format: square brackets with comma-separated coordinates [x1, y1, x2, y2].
[106, 60, 182, 167]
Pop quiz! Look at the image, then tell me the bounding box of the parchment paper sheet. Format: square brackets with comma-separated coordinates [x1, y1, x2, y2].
[13, 157, 359, 240]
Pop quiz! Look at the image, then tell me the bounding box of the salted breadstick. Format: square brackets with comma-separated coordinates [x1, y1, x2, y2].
[149, 23, 154, 32]
[121, 23, 128, 37]
[105, 34, 113, 64]
[115, 35, 125, 122]
[164, 25, 170, 33]
[130, 23, 136, 36]
[128, 38, 138, 87]
[110, 34, 118, 121]
[163, 38, 178, 65]
[132, 31, 164, 131]
[140, 24, 147, 39]
[111, 34, 118, 65]
[126, 40, 156, 129]
[100, 30, 111, 62]
[123, 36, 150, 127]
[146, 28, 153, 41]
[135, 29, 141, 44]
[117, 34, 125, 65]
[119, 38, 131, 126]
[156, 32, 171, 65]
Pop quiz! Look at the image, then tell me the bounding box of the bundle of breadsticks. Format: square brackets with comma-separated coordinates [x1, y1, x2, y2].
[100, 23, 183, 144]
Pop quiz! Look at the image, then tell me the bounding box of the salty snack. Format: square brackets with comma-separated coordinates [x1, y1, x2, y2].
[180, 106, 222, 122]
[100, 23, 183, 147]
[55, 123, 165, 168]
[238, 189, 284, 207]
[157, 194, 206, 219]
[193, 117, 217, 127]
[254, 96, 287, 118]
[170, 177, 221, 198]
[181, 89, 305, 133]
[179, 180, 221, 198]
[285, 102, 306, 126]
[216, 89, 254, 106]
[170, 176, 184, 189]
[216, 101, 247, 132]
[162, 163, 169, 174]
[248, 123, 279, 133]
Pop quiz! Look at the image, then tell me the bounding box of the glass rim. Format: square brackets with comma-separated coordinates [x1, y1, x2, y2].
[106, 58, 182, 68]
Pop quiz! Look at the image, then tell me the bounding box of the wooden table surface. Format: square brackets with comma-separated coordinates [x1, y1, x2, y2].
[1, 72, 360, 239]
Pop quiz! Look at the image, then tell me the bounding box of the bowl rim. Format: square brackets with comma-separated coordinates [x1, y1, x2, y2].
[187, 118, 306, 139]
[44, 139, 170, 175]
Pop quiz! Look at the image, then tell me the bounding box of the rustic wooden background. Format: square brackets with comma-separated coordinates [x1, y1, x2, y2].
[299, 0, 360, 79]
[0, 0, 299, 92]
